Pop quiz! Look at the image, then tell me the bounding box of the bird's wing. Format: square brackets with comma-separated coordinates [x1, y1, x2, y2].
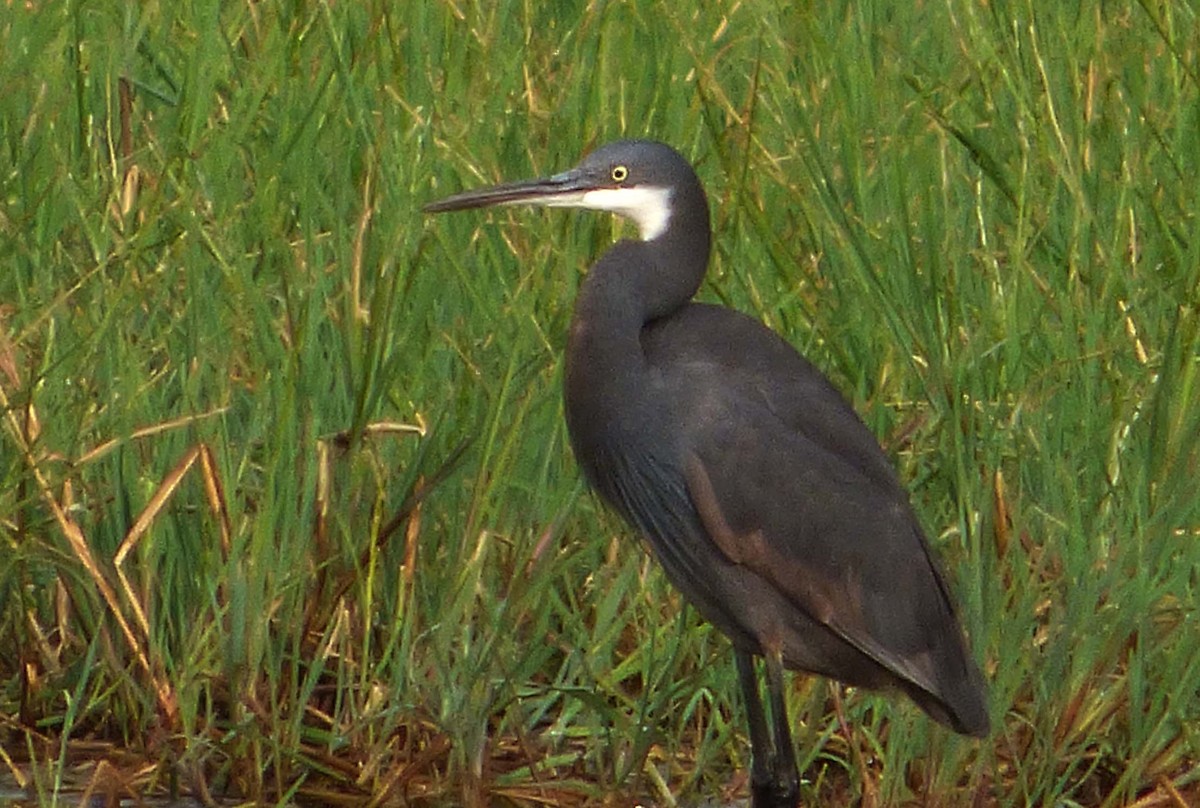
[644, 304, 983, 725]
[680, 430, 988, 735]
[681, 441, 946, 688]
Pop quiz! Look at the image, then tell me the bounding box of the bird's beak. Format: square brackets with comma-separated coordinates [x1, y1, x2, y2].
[423, 168, 594, 213]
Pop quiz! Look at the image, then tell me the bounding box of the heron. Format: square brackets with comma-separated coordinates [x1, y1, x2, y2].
[424, 140, 989, 807]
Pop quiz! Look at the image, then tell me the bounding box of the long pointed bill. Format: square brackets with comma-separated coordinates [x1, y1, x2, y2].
[423, 169, 593, 213]
[424, 164, 674, 240]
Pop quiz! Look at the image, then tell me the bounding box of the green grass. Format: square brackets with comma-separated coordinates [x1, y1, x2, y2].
[2, 0, 1198, 805]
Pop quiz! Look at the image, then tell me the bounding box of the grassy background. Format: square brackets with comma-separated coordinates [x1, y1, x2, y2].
[2, 0, 1198, 805]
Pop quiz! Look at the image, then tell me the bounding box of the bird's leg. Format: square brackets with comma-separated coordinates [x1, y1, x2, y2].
[764, 648, 799, 807]
[737, 650, 799, 808]
[736, 651, 774, 801]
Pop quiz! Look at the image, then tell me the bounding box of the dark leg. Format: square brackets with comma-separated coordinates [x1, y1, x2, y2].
[764, 649, 799, 805]
[736, 650, 799, 808]
[736, 651, 773, 801]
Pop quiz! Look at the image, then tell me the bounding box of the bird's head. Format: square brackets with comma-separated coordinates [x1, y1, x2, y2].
[424, 139, 702, 242]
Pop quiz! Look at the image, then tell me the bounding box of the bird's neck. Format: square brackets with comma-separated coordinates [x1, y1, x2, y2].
[576, 189, 712, 324]
[572, 231, 705, 346]
[563, 229, 709, 429]
[563, 183, 711, 446]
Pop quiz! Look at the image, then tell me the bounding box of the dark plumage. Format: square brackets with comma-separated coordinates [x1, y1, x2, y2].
[426, 140, 988, 807]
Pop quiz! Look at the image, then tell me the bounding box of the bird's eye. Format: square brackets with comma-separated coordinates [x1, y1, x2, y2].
[611, 165, 628, 183]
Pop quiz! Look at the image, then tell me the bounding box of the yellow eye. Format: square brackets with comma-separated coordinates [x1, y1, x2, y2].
[611, 165, 628, 183]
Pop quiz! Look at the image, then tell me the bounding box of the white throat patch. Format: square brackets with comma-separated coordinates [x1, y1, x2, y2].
[508, 185, 674, 241]
[578, 186, 674, 241]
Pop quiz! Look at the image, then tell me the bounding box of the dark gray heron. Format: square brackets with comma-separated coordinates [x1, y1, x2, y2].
[425, 140, 989, 807]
